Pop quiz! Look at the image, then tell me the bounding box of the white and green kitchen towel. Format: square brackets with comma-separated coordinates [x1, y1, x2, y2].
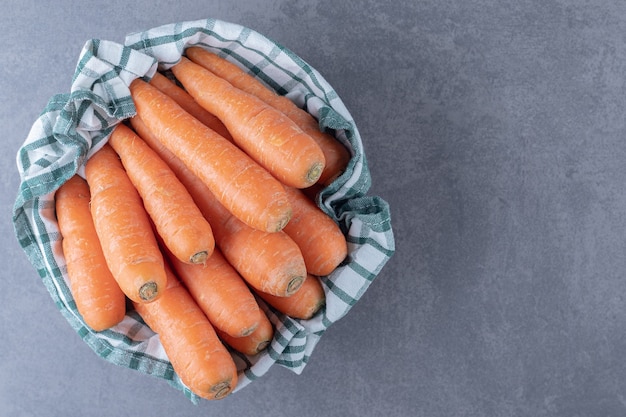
[12, 18, 395, 403]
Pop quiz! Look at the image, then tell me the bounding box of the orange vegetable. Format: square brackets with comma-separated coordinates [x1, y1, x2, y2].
[217, 311, 274, 356]
[84, 144, 166, 303]
[55, 175, 126, 331]
[215, 212, 306, 297]
[129, 78, 292, 233]
[108, 123, 215, 265]
[282, 186, 348, 276]
[133, 264, 237, 400]
[166, 246, 263, 338]
[256, 274, 326, 320]
[171, 56, 326, 189]
[185, 46, 351, 185]
[129, 115, 307, 297]
[149, 72, 233, 140]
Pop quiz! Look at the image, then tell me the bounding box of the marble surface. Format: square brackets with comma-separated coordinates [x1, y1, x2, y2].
[4, 1, 626, 416]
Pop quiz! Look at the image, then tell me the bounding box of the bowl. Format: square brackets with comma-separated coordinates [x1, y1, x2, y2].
[12, 18, 395, 403]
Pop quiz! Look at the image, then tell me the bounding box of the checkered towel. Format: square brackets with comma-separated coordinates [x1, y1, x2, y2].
[12, 18, 395, 403]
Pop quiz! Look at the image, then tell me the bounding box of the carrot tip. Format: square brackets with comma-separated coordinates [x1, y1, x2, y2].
[211, 381, 232, 400]
[305, 300, 326, 320]
[138, 281, 159, 302]
[286, 275, 305, 296]
[268, 211, 292, 233]
[255, 340, 270, 353]
[189, 251, 209, 265]
[306, 162, 325, 186]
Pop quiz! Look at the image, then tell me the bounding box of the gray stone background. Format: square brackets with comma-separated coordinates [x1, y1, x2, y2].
[3, 1, 626, 416]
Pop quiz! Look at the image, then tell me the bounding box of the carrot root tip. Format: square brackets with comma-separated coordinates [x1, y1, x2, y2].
[211, 381, 232, 400]
[306, 162, 324, 186]
[256, 340, 270, 353]
[138, 281, 159, 302]
[307, 300, 326, 319]
[269, 212, 292, 233]
[286, 275, 305, 296]
[189, 251, 209, 265]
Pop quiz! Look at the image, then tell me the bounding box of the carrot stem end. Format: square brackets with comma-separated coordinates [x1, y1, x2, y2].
[139, 281, 159, 302]
[212, 381, 233, 400]
[256, 340, 270, 353]
[286, 275, 305, 296]
[306, 162, 324, 186]
[189, 251, 209, 265]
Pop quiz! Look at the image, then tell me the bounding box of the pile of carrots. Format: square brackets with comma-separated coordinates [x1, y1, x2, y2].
[54, 47, 351, 401]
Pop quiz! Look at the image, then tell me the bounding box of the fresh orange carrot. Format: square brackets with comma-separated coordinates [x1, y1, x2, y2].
[108, 123, 215, 265]
[129, 78, 292, 233]
[84, 143, 166, 303]
[216, 215, 306, 297]
[217, 311, 274, 356]
[185, 46, 351, 185]
[129, 115, 307, 297]
[149, 72, 233, 140]
[171, 56, 326, 189]
[55, 175, 126, 331]
[255, 274, 326, 320]
[133, 264, 237, 400]
[282, 186, 348, 276]
[165, 246, 263, 338]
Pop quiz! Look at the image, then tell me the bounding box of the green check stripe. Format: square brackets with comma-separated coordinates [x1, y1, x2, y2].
[324, 277, 360, 306]
[243, 367, 260, 381]
[348, 261, 379, 283]
[281, 343, 306, 355]
[347, 234, 396, 258]
[275, 357, 305, 368]
[271, 329, 298, 349]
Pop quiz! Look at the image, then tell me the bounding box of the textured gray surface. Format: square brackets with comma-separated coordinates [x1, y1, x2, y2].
[4, 1, 626, 416]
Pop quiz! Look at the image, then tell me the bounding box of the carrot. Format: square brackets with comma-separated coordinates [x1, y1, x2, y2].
[256, 274, 326, 320]
[108, 123, 215, 265]
[215, 216, 306, 297]
[129, 78, 292, 233]
[55, 175, 126, 331]
[133, 264, 237, 400]
[149, 72, 233, 141]
[171, 56, 326, 189]
[217, 311, 274, 356]
[84, 143, 166, 303]
[282, 186, 348, 276]
[129, 115, 307, 297]
[165, 246, 263, 338]
[185, 46, 351, 185]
